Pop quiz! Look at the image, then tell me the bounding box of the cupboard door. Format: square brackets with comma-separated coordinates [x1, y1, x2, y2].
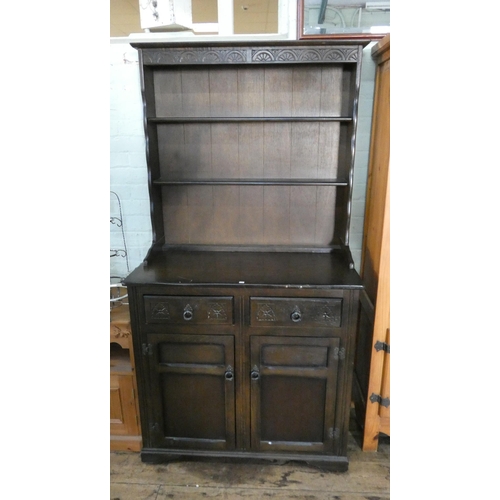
[146, 333, 236, 451]
[250, 336, 341, 453]
[110, 373, 140, 436]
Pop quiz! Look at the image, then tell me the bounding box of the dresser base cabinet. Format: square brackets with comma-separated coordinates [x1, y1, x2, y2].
[125, 251, 362, 471]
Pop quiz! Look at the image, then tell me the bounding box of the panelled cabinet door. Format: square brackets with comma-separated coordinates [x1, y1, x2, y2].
[250, 336, 341, 453]
[146, 333, 236, 451]
[110, 373, 140, 436]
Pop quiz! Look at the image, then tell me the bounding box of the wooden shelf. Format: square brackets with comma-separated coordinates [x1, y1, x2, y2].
[110, 363, 133, 374]
[148, 116, 353, 124]
[110, 349, 133, 373]
[153, 178, 348, 186]
[128, 249, 362, 287]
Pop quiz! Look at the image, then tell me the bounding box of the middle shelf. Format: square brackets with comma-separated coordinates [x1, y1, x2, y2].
[148, 117, 353, 123]
[151, 120, 349, 181]
[153, 177, 348, 186]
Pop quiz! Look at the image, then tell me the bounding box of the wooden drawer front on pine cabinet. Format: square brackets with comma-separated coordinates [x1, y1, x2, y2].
[250, 297, 342, 328]
[143, 295, 234, 325]
[146, 333, 236, 451]
[250, 336, 341, 453]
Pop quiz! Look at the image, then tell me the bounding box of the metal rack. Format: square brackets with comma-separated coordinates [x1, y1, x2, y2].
[110, 191, 129, 308]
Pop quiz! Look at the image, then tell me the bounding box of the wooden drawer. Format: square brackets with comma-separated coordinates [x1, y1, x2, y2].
[250, 297, 342, 328]
[143, 295, 234, 325]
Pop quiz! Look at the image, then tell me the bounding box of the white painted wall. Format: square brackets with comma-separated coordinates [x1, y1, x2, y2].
[110, 43, 151, 280]
[350, 41, 377, 269]
[109, 39, 376, 278]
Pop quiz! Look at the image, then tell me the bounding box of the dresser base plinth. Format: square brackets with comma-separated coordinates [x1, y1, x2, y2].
[140, 448, 349, 472]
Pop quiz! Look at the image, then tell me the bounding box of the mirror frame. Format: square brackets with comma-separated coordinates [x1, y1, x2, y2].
[297, 0, 389, 40]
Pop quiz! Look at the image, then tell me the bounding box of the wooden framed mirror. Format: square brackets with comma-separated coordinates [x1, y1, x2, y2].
[298, 0, 390, 40]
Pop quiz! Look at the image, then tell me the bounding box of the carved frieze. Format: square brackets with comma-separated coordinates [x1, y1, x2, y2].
[251, 298, 342, 327]
[207, 302, 228, 321]
[251, 47, 359, 63]
[111, 325, 131, 339]
[151, 302, 170, 320]
[141, 47, 247, 65]
[256, 303, 277, 322]
[315, 305, 341, 326]
[140, 46, 359, 65]
[144, 296, 234, 324]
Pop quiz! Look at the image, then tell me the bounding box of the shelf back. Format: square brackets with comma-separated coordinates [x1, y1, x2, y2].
[161, 184, 337, 247]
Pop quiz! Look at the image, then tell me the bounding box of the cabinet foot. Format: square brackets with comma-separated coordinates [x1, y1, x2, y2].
[305, 459, 348, 472]
[141, 450, 183, 464]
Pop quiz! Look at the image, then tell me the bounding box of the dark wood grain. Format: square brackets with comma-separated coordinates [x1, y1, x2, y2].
[126, 41, 365, 471]
[124, 249, 362, 288]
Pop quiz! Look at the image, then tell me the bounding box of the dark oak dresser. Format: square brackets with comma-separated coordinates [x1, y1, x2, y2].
[124, 41, 365, 471]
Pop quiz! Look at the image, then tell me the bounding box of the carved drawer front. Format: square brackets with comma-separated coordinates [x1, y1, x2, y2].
[250, 297, 342, 328]
[144, 295, 233, 325]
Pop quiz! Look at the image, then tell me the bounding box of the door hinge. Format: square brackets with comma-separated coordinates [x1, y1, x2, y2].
[142, 343, 153, 356]
[374, 340, 390, 354]
[333, 346, 345, 361]
[328, 427, 340, 440]
[369, 393, 390, 408]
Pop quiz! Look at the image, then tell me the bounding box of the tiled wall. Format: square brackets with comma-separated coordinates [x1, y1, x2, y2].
[109, 41, 376, 278]
[110, 43, 151, 280]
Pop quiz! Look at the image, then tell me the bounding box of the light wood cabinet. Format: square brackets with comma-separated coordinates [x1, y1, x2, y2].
[110, 303, 142, 451]
[352, 34, 390, 452]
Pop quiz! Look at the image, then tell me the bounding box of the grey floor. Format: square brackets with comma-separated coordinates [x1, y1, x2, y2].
[110, 415, 390, 500]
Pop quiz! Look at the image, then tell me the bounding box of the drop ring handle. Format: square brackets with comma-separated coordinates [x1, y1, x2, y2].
[251, 370, 260, 381]
[290, 307, 302, 323]
[225, 366, 234, 381]
[183, 305, 193, 321]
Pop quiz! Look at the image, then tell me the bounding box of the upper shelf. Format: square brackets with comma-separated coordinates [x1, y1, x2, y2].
[148, 117, 353, 123]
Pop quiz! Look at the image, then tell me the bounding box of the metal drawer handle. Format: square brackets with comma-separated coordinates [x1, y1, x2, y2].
[290, 307, 302, 323]
[250, 368, 260, 381]
[225, 366, 234, 381]
[183, 304, 193, 321]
